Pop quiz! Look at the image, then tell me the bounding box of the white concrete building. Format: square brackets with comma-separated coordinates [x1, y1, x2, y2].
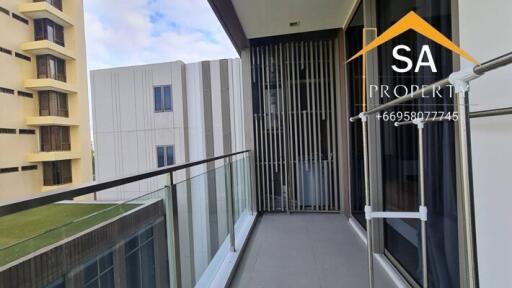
[91, 59, 248, 201]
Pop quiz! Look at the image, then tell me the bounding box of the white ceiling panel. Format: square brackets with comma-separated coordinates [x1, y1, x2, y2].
[231, 0, 358, 39]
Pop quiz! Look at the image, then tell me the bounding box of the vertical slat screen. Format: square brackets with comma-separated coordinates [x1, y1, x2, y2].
[252, 37, 340, 212]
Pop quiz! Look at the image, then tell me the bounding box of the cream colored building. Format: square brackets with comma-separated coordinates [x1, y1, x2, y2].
[0, 0, 92, 203]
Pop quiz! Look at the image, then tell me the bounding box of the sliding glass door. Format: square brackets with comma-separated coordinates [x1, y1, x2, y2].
[345, 4, 366, 228]
[376, 1, 459, 287]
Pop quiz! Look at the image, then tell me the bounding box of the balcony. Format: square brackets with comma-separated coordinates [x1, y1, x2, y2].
[232, 214, 396, 288]
[18, 1, 73, 27]
[26, 150, 80, 162]
[24, 78, 77, 94]
[26, 116, 77, 127]
[21, 40, 75, 60]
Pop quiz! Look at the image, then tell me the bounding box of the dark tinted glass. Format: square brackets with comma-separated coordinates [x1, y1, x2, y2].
[166, 146, 174, 165]
[99, 269, 114, 288]
[163, 85, 172, 111]
[157, 147, 165, 167]
[83, 260, 98, 284]
[125, 252, 141, 288]
[154, 87, 162, 112]
[140, 227, 153, 243]
[345, 3, 366, 228]
[125, 235, 139, 254]
[140, 240, 156, 288]
[99, 252, 113, 272]
[376, 1, 459, 286]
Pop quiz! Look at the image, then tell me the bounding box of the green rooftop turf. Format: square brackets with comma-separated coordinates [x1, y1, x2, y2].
[0, 203, 139, 267]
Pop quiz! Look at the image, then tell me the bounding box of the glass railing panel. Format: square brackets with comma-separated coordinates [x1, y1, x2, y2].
[232, 156, 251, 224]
[0, 151, 251, 288]
[0, 183, 170, 287]
[174, 162, 230, 287]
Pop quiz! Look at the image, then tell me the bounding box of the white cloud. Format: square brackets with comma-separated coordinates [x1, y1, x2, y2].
[84, 0, 238, 70]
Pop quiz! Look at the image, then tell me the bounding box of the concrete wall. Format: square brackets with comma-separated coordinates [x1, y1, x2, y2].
[91, 61, 188, 199]
[458, 1, 512, 286]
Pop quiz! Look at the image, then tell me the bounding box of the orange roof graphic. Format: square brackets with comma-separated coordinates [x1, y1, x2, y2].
[347, 11, 479, 64]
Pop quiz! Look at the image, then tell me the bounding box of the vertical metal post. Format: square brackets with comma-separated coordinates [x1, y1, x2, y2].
[164, 172, 181, 288]
[454, 87, 478, 288]
[250, 151, 257, 215]
[418, 122, 428, 288]
[360, 114, 374, 288]
[226, 157, 236, 252]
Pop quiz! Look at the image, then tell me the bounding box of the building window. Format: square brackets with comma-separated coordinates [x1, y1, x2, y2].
[12, 13, 28, 25]
[0, 167, 18, 174]
[37, 55, 66, 82]
[34, 18, 64, 46]
[0, 87, 15, 94]
[83, 251, 114, 288]
[0, 128, 16, 134]
[125, 227, 156, 288]
[19, 129, 36, 135]
[15, 52, 31, 62]
[18, 91, 33, 98]
[43, 160, 72, 186]
[154, 85, 172, 112]
[46, 278, 65, 288]
[39, 91, 68, 117]
[156, 145, 174, 168]
[34, 0, 63, 11]
[0, 6, 9, 16]
[40, 126, 70, 151]
[0, 47, 12, 55]
[21, 165, 38, 171]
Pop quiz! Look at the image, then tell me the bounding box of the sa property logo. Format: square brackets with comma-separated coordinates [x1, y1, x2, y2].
[348, 11, 479, 70]
[347, 11, 479, 101]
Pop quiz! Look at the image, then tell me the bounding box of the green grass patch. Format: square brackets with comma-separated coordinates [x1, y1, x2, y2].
[0, 203, 139, 267]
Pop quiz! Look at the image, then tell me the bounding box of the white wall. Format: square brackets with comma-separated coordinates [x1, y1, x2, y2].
[91, 62, 187, 200]
[92, 59, 247, 201]
[458, 1, 512, 286]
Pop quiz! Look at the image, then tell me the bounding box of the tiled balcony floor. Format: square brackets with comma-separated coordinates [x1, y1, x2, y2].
[230, 213, 398, 288]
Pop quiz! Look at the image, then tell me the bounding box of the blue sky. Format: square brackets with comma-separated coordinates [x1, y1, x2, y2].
[83, 0, 238, 71]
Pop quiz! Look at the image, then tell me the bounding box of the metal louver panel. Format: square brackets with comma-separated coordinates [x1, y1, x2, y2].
[251, 37, 340, 212]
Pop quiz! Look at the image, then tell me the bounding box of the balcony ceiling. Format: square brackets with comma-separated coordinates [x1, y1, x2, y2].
[230, 0, 358, 39]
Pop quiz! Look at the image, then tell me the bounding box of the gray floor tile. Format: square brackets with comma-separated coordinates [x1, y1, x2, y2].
[230, 214, 398, 288]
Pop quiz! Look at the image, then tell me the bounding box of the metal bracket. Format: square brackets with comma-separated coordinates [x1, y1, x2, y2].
[365, 205, 428, 221]
[412, 118, 425, 129]
[449, 66, 480, 93]
[359, 112, 368, 122]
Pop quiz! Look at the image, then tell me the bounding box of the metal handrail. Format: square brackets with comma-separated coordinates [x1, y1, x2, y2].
[470, 107, 512, 118]
[0, 150, 251, 217]
[349, 50, 512, 288]
[350, 51, 512, 121]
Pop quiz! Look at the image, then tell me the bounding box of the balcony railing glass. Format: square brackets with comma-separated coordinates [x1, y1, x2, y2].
[0, 151, 253, 288]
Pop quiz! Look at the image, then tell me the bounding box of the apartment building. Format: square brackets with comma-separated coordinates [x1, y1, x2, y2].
[0, 0, 92, 202]
[91, 59, 248, 201]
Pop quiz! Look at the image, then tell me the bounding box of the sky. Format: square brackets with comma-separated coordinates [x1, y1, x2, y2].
[83, 0, 238, 71]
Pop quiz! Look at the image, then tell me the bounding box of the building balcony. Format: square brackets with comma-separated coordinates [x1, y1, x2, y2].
[24, 79, 77, 94]
[26, 116, 78, 127]
[41, 183, 71, 193]
[26, 151, 80, 162]
[21, 40, 75, 60]
[18, 2, 73, 27]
